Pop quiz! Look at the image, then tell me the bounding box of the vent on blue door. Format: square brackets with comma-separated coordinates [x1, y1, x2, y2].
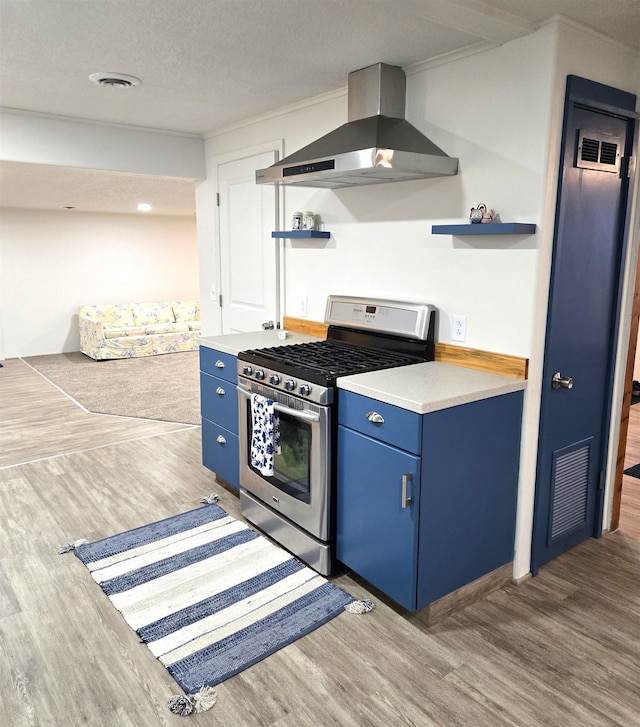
[549, 439, 592, 542]
[576, 130, 620, 173]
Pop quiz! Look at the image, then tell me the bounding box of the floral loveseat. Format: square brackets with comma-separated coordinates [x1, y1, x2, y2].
[79, 300, 200, 360]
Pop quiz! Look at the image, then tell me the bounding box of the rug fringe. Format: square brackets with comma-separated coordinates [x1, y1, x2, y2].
[58, 539, 88, 554]
[345, 599, 376, 614]
[167, 686, 217, 716]
[198, 493, 220, 505]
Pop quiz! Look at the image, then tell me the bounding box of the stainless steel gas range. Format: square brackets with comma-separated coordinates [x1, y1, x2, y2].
[236, 295, 437, 575]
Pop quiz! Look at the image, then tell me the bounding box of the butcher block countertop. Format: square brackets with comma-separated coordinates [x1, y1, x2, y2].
[337, 361, 526, 414]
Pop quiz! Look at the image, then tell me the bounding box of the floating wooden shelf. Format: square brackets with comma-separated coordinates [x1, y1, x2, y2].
[432, 223, 536, 235]
[271, 230, 331, 239]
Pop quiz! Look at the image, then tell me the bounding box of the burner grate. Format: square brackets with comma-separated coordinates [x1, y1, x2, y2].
[244, 340, 420, 379]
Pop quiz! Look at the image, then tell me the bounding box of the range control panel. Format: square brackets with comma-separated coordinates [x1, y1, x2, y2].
[324, 295, 436, 341]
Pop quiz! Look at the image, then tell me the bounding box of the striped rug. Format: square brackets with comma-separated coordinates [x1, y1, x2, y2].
[74, 503, 354, 695]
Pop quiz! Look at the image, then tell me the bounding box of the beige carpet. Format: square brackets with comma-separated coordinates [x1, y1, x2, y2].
[23, 351, 201, 425]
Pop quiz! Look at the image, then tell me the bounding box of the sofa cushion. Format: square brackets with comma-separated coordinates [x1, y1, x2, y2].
[172, 300, 200, 323]
[79, 303, 136, 327]
[186, 320, 201, 332]
[132, 302, 175, 326]
[138, 322, 190, 335]
[104, 326, 139, 339]
[103, 323, 190, 339]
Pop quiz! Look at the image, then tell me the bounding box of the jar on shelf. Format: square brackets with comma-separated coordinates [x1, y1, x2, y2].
[302, 211, 316, 231]
[291, 211, 303, 230]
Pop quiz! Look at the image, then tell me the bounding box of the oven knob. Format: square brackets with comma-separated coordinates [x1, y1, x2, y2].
[269, 374, 281, 385]
[255, 369, 265, 380]
[242, 365, 253, 376]
[284, 379, 297, 391]
[299, 384, 312, 396]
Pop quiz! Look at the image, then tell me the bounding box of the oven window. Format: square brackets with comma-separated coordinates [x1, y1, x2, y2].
[247, 407, 311, 503]
[273, 414, 311, 502]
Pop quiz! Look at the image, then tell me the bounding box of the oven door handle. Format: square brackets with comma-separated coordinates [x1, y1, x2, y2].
[238, 387, 320, 423]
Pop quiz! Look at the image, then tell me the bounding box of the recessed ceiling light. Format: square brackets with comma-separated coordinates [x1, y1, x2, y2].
[89, 72, 141, 89]
[137, 202, 152, 212]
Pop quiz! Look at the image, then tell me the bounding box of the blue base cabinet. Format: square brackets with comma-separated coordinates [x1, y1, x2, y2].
[200, 347, 239, 489]
[336, 389, 523, 612]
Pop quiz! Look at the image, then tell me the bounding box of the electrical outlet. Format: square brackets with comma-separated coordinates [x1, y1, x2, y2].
[299, 296, 308, 317]
[452, 314, 467, 342]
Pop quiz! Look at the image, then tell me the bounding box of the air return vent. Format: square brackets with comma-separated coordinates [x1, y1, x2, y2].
[549, 439, 591, 543]
[576, 130, 621, 173]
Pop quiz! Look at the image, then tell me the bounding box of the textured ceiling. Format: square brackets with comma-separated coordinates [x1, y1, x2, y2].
[0, 0, 638, 216]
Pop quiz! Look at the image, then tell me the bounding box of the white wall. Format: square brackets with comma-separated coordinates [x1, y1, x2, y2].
[200, 35, 552, 356]
[0, 208, 198, 358]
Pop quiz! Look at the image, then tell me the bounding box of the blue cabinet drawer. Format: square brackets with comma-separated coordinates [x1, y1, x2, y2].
[202, 418, 239, 489]
[200, 347, 237, 384]
[200, 372, 238, 433]
[338, 390, 422, 454]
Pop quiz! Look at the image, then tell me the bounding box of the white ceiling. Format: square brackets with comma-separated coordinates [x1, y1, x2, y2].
[1, 0, 638, 216]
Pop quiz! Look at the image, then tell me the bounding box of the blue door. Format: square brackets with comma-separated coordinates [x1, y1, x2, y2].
[532, 76, 637, 572]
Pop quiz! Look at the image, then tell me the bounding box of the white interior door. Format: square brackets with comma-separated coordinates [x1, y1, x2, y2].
[218, 151, 279, 333]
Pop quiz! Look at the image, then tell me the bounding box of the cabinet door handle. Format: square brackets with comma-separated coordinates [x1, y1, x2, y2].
[402, 473, 413, 508]
[216, 435, 226, 445]
[216, 386, 225, 396]
[366, 411, 385, 424]
[215, 359, 225, 369]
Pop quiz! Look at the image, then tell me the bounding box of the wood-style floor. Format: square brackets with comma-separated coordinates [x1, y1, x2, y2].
[1, 357, 639, 727]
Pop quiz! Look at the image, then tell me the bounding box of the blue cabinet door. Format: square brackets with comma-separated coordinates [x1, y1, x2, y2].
[336, 425, 420, 611]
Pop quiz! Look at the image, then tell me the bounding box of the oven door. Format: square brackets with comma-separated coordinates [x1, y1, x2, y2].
[237, 381, 330, 540]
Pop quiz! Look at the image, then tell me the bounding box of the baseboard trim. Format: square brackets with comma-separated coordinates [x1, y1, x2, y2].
[414, 562, 514, 626]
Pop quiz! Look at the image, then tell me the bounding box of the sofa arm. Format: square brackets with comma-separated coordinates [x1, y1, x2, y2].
[79, 315, 105, 354]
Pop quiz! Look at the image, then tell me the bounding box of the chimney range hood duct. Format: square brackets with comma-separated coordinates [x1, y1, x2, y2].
[255, 63, 458, 188]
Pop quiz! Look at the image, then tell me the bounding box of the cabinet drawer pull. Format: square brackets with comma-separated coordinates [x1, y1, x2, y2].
[402, 473, 413, 508]
[216, 386, 225, 396]
[366, 411, 385, 424]
[215, 359, 225, 369]
[216, 435, 226, 445]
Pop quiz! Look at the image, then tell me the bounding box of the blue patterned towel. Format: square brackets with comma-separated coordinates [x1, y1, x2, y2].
[250, 393, 281, 475]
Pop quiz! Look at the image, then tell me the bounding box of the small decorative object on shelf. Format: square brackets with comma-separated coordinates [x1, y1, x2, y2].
[302, 211, 316, 231]
[273, 211, 328, 239]
[469, 203, 495, 224]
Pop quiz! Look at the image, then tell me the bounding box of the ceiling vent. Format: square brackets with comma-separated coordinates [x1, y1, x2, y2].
[89, 72, 141, 89]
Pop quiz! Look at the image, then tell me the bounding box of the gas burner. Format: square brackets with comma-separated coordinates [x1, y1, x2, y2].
[238, 340, 423, 386]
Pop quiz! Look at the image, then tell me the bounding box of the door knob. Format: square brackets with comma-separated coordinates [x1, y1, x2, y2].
[552, 372, 574, 390]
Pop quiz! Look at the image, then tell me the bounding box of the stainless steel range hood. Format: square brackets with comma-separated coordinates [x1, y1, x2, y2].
[255, 63, 458, 188]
